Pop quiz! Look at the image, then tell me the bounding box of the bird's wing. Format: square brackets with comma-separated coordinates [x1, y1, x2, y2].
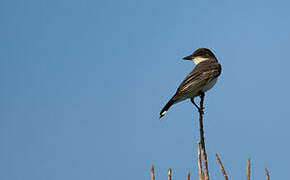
[173, 61, 221, 99]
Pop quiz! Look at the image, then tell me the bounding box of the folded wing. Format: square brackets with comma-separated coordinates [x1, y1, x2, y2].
[173, 61, 221, 100]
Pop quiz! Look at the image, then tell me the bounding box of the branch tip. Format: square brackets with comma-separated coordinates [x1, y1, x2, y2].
[247, 158, 251, 180]
[215, 153, 229, 180]
[187, 172, 190, 180]
[265, 168, 270, 180]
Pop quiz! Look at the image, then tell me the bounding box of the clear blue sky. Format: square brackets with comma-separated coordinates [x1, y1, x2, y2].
[1, 0, 290, 179]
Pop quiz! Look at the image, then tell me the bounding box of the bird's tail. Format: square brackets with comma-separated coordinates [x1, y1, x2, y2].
[159, 97, 175, 120]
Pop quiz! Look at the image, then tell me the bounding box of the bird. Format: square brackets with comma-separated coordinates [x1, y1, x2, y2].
[159, 48, 222, 120]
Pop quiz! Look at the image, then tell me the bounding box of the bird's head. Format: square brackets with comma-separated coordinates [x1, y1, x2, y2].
[183, 48, 217, 64]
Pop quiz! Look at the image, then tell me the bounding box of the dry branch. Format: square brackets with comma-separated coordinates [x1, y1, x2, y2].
[247, 158, 251, 180]
[215, 153, 229, 180]
[187, 172, 190, 180]
[168, 168, 172, 180]
[197, 142, 204, 180]
[265, 168, 270, 180]
[201, 142, 209, 180]
[151, 165, 155, 180]
[192, 93, 209, 180]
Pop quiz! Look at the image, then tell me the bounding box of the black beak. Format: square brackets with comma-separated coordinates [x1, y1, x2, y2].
[183, 55, 194, 60]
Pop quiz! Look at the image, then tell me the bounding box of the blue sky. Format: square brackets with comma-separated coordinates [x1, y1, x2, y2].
[1, 0, 290, 179]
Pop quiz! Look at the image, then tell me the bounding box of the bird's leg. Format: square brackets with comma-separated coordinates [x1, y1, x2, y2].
[191, 92, 205, 114]
[199, 92, 205, 114]
[190, 98, 201, 111]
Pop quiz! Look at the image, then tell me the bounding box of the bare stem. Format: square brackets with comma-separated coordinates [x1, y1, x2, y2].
[215, 153, 229, 180]
[197, 142, 203, 180]
[265, 168, 270, 180]
[192, 93, 208, 180]
[247, 158, 251, 180]
[201, 143, 209, 180]
[195, 93, 209, 180]
[151, 165, 155, 180]
[187, 172, 190, 180]
[168, 168, 172, 180]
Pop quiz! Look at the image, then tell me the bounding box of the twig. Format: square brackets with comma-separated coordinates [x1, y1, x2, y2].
[247, 158, 251, 180]
[168, 168, 172, 180]
[201, 142, 209, 180]
[215, 153, 229, 180]
[151, 165, 155, 180]
[265, 168, 270, 180]
[197, 142, 203, 180]
[187, 172, 190, 180]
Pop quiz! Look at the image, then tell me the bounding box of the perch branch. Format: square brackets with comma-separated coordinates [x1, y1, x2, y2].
[192, 92, 209, 180]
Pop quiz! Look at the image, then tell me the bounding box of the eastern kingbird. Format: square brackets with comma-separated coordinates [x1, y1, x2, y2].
[159, 48, 222, 119]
